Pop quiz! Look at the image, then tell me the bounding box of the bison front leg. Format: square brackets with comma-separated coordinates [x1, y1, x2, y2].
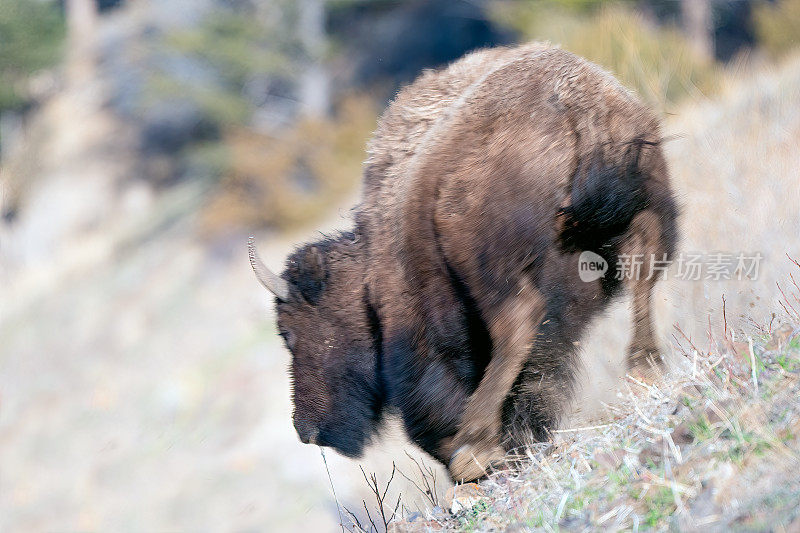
[449, 285, 546, 481]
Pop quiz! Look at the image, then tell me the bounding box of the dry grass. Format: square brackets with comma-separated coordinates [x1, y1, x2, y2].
[202, 96, 376, 234]
[754, 0, 800, 61]
[490, 3, 719, 111]
[385, 292, 800, 531]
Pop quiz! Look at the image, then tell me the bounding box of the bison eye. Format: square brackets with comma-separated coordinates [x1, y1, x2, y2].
[279, 329, 297, 351]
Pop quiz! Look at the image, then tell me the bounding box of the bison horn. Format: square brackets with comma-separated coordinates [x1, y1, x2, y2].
[248, 236, 290, 301]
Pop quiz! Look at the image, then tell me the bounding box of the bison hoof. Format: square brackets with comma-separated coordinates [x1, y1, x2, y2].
[448, 443, 506, 482]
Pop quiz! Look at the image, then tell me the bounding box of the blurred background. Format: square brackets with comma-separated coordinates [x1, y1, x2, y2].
[1, 0, 799, 530]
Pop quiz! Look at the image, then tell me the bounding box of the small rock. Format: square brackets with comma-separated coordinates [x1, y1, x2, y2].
[671, 421, 694, 445]
[444, 482, 484, 514]
[430, 506, 448, 520]
[703, 405, 725, 426]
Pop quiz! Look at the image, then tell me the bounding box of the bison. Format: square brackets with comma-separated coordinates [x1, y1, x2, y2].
[250, 43, 678, 481]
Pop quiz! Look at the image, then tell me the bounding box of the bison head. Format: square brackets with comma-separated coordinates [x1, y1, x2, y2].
[249, 234, 383, 457]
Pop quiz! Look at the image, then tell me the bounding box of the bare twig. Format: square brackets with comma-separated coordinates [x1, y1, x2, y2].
[362, 500, 378, 532]
[777, 281, 800, 321]
[399, 452, 440, 507]
[320, 448, 346, 533]
[360, 463, 402, 532]
[343, 507, 366, 533]
[674, 323, 704, 356]
[722, 295, 728, 338]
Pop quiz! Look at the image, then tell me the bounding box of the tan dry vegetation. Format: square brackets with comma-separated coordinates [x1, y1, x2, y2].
[490, 4, 720, 111]
[202, 96, 377, 234]
[754, 0, 800, 61]
[392, 314, 800, 531]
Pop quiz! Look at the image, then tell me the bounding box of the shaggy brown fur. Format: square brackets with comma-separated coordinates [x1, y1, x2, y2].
[254, 43, 678, 482]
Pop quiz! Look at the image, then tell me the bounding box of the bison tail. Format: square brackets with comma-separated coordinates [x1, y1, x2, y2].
[557, 139, 655, 252]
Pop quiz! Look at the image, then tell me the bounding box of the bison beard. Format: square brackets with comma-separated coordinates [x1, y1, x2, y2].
[251, 43, 678, 482]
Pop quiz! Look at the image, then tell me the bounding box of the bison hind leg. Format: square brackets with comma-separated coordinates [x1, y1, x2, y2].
[619, 203, 678, 379]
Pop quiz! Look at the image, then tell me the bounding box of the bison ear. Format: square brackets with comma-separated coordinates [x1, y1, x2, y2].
[298, 246, 328, 305]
